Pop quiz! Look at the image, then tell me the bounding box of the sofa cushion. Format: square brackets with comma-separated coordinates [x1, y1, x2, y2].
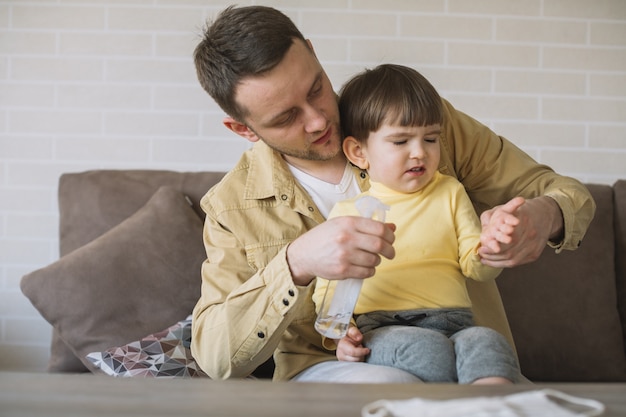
[48, 170, 223, 372]
[21, 186, 206, 372]
[497, 183, 626, 382]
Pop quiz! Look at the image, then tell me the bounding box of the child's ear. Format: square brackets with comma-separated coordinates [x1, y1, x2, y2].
[343, 136, 369, 170]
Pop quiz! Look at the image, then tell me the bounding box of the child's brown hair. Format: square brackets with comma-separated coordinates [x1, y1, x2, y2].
[339, 64, 443, 142]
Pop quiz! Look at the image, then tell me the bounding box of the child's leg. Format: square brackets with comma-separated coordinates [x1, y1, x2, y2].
[451, 326, 521, 384]
[471, 376, 513, 385]
[363, 325, 457, 383]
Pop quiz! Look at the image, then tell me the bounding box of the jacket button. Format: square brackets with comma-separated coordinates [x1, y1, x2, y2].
[257, 331, 265, 339]
[282, 298, 289, 306]
[281, 194, 288, 200]
[308, 206, 314, 212]
[288, 289, 295, 297]
[360, 172, 367, 179]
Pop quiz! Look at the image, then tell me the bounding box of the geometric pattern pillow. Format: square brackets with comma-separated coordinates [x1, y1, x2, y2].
[86, 316, 207, 378]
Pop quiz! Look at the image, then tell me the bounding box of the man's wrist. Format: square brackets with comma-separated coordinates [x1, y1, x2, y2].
[542, 196, 565, 244]
[285, 242, 315, 287]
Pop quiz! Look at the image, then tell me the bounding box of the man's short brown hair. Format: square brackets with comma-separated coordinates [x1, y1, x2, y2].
[194, 6, 307, 122]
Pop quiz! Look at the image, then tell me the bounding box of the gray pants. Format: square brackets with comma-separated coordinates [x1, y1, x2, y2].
[356, 308, 521, 384]
[292, 360, 422, 383]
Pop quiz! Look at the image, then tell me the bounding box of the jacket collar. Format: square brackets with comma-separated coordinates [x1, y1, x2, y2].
[244, 141, 293, 201]
[243, 141, 369, 220]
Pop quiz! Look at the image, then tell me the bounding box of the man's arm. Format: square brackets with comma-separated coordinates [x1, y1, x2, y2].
[191, 213, 301, 379]
[440, 99, 596, 266]
[191, 206, 395, 379]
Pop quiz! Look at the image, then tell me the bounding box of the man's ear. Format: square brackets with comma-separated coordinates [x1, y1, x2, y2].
[223, 117, 260, 143]
[305, 39, 316, 55]
[343, 136, 369, 170]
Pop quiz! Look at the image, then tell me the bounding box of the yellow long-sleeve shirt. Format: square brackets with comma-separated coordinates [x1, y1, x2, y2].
[313, 172, 502, 315]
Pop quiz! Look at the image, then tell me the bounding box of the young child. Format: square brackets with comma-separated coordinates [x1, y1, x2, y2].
[313, 64, 521, 384]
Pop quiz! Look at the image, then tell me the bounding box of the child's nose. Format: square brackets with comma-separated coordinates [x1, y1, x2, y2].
[410, 143, 425, 159]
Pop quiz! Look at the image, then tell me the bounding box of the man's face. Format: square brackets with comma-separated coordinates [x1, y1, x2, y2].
[233, 40, 343, 168]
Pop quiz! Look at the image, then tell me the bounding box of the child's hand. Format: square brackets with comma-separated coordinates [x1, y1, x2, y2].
[479, 197, 524, 253]
[336, 326, 370, 362]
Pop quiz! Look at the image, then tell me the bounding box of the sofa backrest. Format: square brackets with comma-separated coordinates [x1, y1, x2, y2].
[613, 180, 626, 365]
[59, 170, 224, 256]
[497, 182, 626, 382]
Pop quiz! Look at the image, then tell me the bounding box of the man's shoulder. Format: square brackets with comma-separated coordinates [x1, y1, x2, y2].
[213, 162, 251, 192]
[200, 154, 253, 213]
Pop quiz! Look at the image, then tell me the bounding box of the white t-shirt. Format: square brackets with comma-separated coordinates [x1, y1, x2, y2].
[287, 162, 361, 219]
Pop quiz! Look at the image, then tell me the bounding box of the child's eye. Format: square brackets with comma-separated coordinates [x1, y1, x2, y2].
[425, 137, 438, 143]
[393, 140, 407, 146]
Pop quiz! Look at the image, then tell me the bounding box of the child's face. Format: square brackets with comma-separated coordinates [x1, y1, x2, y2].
[354, 123, 441, 193]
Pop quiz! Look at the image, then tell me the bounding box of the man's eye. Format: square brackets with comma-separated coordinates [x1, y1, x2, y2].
[277, 111, 297, 126]
[310, 84, 323, 98]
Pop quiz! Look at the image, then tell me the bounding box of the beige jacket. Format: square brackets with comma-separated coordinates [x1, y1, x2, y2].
[191, 99, 596, 381]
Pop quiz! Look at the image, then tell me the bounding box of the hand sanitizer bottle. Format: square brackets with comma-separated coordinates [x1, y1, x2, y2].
[314, 196, 389, 339]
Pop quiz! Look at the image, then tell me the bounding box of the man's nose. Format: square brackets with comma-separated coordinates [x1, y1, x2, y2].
[303, 105, 326, 133]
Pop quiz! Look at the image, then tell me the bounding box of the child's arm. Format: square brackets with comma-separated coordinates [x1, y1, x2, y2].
[453, 181, 504, 280]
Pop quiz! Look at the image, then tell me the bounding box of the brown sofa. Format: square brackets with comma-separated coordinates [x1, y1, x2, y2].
[20, 170, 626, 382]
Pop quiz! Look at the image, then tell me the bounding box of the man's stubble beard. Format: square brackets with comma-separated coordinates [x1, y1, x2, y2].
[253, 124, 343, 162]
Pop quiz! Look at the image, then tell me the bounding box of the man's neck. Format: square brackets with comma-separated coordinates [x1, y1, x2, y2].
[284, 154, 348, 184]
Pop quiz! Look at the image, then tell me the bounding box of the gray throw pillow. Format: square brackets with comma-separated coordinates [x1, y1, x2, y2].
[21, 186, 205, 372]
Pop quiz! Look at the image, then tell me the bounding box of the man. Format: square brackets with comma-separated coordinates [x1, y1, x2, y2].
[191, 5, 595, 383]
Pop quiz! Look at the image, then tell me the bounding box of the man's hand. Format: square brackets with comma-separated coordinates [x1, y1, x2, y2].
[479, 196, 564, 268]
[336, 326, 369, 362]
[287, 216, 396, 286]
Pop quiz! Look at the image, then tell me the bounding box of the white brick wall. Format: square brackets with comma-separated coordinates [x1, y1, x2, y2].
[0, 0, 624, 371]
